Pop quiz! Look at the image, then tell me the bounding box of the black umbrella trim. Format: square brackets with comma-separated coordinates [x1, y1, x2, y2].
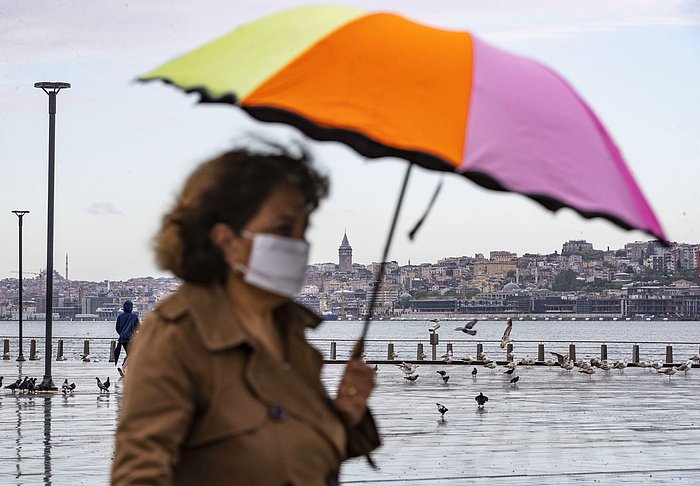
[137, 79, 667, 245]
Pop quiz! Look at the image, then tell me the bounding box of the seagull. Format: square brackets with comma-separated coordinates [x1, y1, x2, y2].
[429, 319, 441, 332]
[677, 361, 693, 374]
[461, 355, 474, 364]
[471, 367, 478, 376]
[404, 375, 419, 383]
[658, 367, 677, 379]
[578, 367, 596, 377]
[689, 353, 700, 363]
[550, 352, 568, 367]
[500, 319, 513, 348]
[484, 361, 497, 369]
[651, 361, 663, 370]
[436, 402, 448, 419]
[510, 376, 520, 384]
[96, 377, 110, 393]
[545, 358, 557, 368]
[504, 367, 516, 375]
[419, 351, 428, 360]
[437, 370, 447, 377]
[475, 392, 489, 408]
[397, 362, 418, 375]
[442, 375, 450, 384]
[455, 319, 478, 335]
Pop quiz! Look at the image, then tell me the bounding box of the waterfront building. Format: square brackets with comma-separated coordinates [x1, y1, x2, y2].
[562, 239, 594, 255]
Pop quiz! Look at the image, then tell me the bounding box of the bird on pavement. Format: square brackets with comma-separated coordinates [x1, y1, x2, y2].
[689, 353, 700, 363]
[5, 378, 21, 393]
[500, 319, 513, 348]
[658, 367, 677, 379]
[677, 361, 693, 374]
[471, 367, 478, 376]
[510, 376, 520, 385]
[504, 367, 516, 375]
[475, 392, 489, 408]
[455, 319, 478, 335]
[96, 377, 110, 393]
[404, 375, 419, 383]
[437, 370, 447, 377]
[397, 362, 418, 375]
[442, 375, 450, 384]
[429, 319, 441, 332]
[436, 403, 448, 419]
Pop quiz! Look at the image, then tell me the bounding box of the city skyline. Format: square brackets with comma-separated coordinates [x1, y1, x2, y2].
[2, 1, 699, 281]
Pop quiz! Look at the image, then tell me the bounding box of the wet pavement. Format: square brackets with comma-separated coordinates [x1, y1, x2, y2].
[1, 359, 699, 485]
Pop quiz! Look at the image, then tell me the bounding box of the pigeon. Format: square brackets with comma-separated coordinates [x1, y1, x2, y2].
[437, 370, 447, 377]
[500, 319, 513, 348]
[429, 319, 441, 332]
[442, 375, 450, 384]
[504, 367, 516, 375]
[5, 378, 21, 392]
[0, 376, 3, 388]
[510, 376, 520, 384]
[18, 377, 29, 393]
[475, 392, 489, 408]
[26, 378, 36, 394]
[404, 375, 419, 382]
[455, 319, 478, 335]
[471, 367, 478, 376]
[373, 364, 379, 374]
[96, 377, 110, 393]
[436, 403, 448, 419]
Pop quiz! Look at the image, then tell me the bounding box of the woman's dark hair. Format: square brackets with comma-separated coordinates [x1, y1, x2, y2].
[155, 147, 329, 285]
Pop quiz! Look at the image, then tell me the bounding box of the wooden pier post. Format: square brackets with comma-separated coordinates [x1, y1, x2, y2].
[330, 341, 337, 360]
[446, 343, 453, 358]
[476, 343, 483, 358]
[29, 339, 38, 360]
[632, 344, 640, 364]
[109, 341, 116, 362]
[665, 345, 673, 365]
[507, 343, 514, 362]
[82, 340, 91, 362]
[537, 344, 545, 362]
[568, 343, 576, 363]
[430, 332, 439, 361]
[2, 339, 9, 360]
[56, 339, 66, 361]
[600, 344, 608, 361]
[417, 343, 424, 361]
[387, 343, 395, 361]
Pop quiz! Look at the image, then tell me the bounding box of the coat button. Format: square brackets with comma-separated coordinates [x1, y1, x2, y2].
[269, 404, 286, 422]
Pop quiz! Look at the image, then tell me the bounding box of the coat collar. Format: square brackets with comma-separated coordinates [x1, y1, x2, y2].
[156, 283, 322, 352]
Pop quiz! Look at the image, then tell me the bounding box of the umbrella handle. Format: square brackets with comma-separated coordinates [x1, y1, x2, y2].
[352, 162, 413, 359]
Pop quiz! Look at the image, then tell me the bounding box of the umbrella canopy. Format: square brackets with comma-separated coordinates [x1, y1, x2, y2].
[140, 5, 666, 243]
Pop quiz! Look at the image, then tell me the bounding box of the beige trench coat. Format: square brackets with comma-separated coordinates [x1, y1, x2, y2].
[112, 283, 379, 486]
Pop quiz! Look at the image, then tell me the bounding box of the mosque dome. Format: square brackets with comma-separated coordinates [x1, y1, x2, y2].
[400, 292, 412, 299]
[503, 282, 521, 291]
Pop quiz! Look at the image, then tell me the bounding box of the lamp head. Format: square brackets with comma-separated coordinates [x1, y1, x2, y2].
[34, 82, 71, 91]
[12, 210, 30, 217]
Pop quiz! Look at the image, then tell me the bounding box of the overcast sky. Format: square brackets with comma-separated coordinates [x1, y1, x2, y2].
[1, 0, 699, 281]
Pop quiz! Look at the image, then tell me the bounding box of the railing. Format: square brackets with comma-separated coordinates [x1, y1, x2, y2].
[2, 336, 699, 366]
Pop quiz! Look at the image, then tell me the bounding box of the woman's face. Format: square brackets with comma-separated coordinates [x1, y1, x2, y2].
[211, 184, 309, 276]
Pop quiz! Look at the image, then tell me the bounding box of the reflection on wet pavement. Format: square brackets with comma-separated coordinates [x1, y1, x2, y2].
[2, 358, 700, 485]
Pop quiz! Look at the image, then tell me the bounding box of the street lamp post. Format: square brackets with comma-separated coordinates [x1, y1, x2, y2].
[35, 81, 70, 390]
[12, 210, 30, 362]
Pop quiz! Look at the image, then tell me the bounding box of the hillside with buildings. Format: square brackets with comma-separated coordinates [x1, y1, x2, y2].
[1, 235, 699, 321]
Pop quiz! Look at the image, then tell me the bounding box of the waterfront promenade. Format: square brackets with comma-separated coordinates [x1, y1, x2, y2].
[1, 355, 699, 485]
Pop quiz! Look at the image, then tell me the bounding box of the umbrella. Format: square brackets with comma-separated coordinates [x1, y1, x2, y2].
[139, 5, 667, 347]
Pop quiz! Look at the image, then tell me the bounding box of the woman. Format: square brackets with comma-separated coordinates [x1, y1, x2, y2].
[112, 148, 379, 485]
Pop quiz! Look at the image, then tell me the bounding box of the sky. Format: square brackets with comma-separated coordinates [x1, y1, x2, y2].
[1, 0, 699, 281]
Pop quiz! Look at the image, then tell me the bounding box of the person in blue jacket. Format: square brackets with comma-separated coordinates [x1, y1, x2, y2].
[115, 300, 140, 375]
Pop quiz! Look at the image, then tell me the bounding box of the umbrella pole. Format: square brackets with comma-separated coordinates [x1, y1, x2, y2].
[353, 162, 414, 358]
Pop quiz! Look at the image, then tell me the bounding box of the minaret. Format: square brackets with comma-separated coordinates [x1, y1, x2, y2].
[338, 231, 353, 272]
[65, 253, 69, 280]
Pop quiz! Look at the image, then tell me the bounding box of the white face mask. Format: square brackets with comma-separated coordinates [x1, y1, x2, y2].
[233, 231, 310, 298]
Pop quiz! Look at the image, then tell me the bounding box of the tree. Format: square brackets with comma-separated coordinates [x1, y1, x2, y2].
[552, 269, 582, 291]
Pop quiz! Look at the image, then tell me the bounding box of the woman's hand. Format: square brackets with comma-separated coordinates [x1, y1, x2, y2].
[334, 359, 376, 425]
